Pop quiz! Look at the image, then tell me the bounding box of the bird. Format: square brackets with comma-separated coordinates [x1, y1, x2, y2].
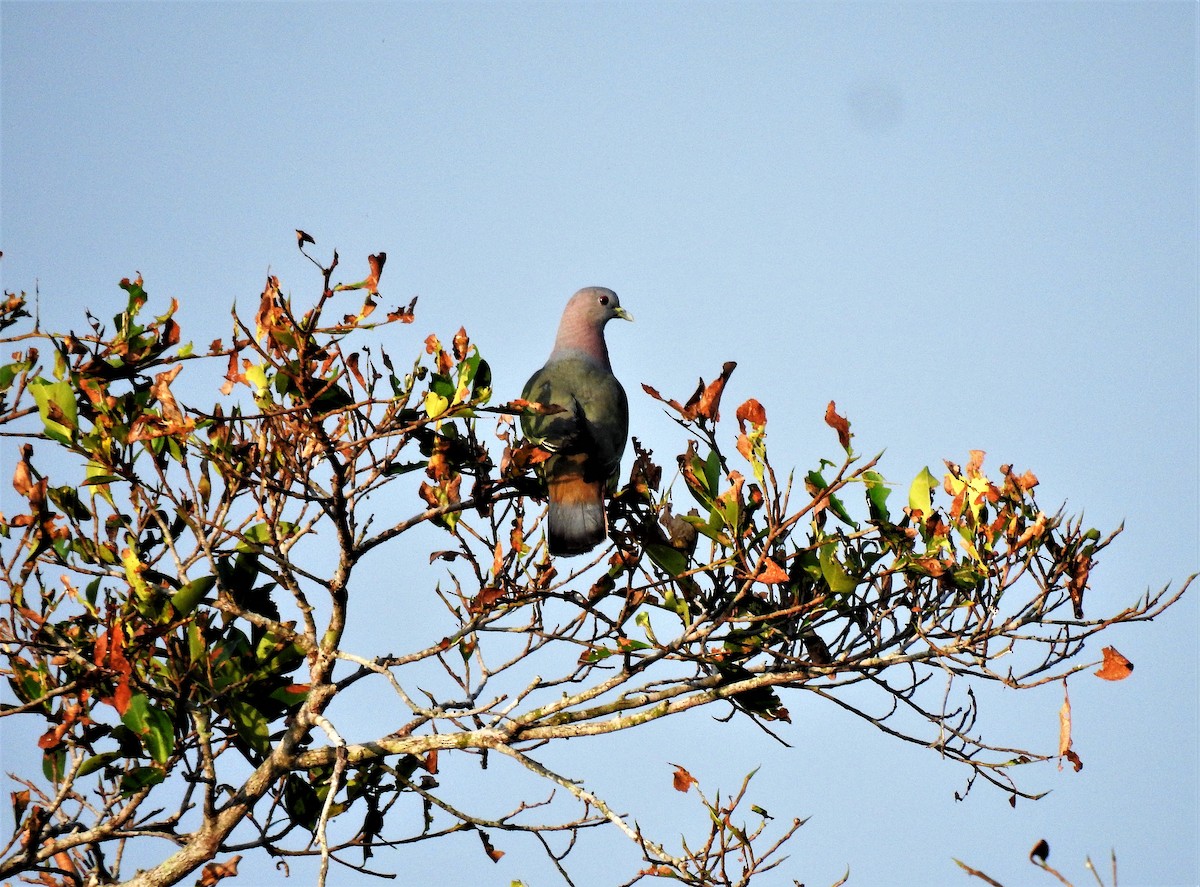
[521, 287, 632, 556]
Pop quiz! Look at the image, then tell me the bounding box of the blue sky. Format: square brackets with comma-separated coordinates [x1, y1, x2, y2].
[2, 3, 1197, 885]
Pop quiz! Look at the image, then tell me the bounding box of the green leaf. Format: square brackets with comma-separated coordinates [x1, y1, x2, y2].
[470, 357, 492, 402]
[818, 542, 858, 595]
[171, 574, 216, 616]
[29, 378, 78, 443]
[284, 774, 321, 831]
[48, 485, 92, 521]
[120, 766, 165, 796]
[645, 543, 688, 577]
[42, 748, 66, 783]
[806, 470, 859, 528]
[187, 620, 206, 663]
[244, 363, 269, 397]
[684, 511, 733, 546]
[229, 699, 271, 755]
[77, 751, 121, 778]
[908, 466, 939, 517]
[238, 522, 298, 550]
[121, 694, 175, 765]
[863, 471, 891, 521]
[703, 449, 721, 495]
[634, 610, 657, 644]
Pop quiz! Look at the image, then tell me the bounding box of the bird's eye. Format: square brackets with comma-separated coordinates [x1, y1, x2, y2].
[598, 295, 610, 306]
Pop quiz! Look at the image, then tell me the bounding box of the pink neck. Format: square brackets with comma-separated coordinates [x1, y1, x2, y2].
[552, 313, 610, 370]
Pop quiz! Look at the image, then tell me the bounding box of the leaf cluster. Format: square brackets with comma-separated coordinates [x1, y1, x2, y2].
[0, 248, 1189, 887]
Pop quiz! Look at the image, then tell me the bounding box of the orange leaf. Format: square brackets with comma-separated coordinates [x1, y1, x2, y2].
[365, 252, 386, 296]
[824, 401, 851, 450]
[736, 397, 767, 429]
[423, 749, 438, 774]
[670, 763, 698, 793]
[695, 361, 737, 422]
[756, 556, 789, 585]
[468, 587, 504, 614]
[477, 830, 504, 862]
[12, 444, 35, 498]
[197, 855, 242, 886]
[452, 326, 470, 361]
[387, 295, 418, 323]
[1095, 646, 1134, 681]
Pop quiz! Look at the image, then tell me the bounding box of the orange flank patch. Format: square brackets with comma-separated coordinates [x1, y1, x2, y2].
[549, 474, 603, 508]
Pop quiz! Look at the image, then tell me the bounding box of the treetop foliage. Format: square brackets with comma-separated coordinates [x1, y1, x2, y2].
[0, 242, 1190, 887]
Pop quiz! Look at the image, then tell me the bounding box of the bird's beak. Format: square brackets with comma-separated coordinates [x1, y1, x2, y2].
[614, 307, 634, 322]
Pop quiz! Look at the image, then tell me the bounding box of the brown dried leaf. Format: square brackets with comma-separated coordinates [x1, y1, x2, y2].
[1030, 839, 1050, 864]
[219, 351, 242, 396]
[295, 229, 315, 247]
[1057, 684, 1071, 757]
[477, 830, 504, 862]
[1057, 681, 1081, 771]
[197, 855, 242, 886]
[735, 397, 766, 429]
[468, 587, 504, 614]
[1067, 553, 1089, 618]
[825, 401, 851, 450]
[756, 556, 789, 585]
[387, 295, 418, 323]
[693, 361, 737, 421]
[12, 444, 34, 498]
[452, 326, 469, 361]
[670, 763, 698, 793]
[150, 365, 185, 424]
[346, 352, 367, 390]
[366, 252, 386, 295]
[1095, 646, 1134, 681]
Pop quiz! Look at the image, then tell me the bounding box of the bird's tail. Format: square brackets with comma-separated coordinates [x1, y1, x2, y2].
[546, 460, 607, 556]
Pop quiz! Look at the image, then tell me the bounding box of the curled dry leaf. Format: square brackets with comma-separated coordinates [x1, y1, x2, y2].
[366, 252, 386, 296]
[1058, 682, 1072, 760]
[477, 829, 504, 862]
[1057, 682, 1083, 772]
[670, 763, 698, 793]
[197, 855, 241, 886]
[1095, 645, 1134, 681]
[824, 401, 851, 450]
[695, 361, 737, 422]
[1030, 839, 1050, 864]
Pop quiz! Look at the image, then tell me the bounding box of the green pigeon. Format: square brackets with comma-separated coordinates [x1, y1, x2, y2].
[521, 287, 632, 555]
